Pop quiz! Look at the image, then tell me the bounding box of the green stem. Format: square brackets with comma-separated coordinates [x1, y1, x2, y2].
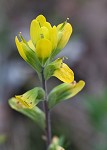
[41, 68, 52, 149]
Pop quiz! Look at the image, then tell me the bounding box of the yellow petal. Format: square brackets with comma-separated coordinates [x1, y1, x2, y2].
[57, 23, 73, 50]
[44, 22, 52, 30]
[40, 26, 49, 39]
[70, 80, 85, 97]
[53, 63, 74, 83]
[36, 38, 52, 61]
[57, 23, 63, 43]
[50, 26, 58, 50]
[28, 40, 35, 51]
[57, 23, 63, 30]
[30, 19, 50, 46]
[30, 19, 40, 45]
[15, 96, 33, 109]
[36, 14, 46, 26]
[15, 36, 27, 60]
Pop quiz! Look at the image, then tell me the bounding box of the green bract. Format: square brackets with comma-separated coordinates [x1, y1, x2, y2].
[48, 81, 85, 109]
[44, 58, 74, 83]
[8, 87, 45, 129]
[15, 36, 42, 74]
[9, 98, 45, 129]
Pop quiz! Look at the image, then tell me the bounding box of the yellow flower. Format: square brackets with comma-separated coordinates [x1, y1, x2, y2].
[57, 20, 73, 50]
[30, 15, 58, 64]
[36, 38, 52, 64]
[15, 14, 73, 66]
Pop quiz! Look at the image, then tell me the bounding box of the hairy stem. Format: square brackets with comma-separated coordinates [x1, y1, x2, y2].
[41, 68, 51, 148]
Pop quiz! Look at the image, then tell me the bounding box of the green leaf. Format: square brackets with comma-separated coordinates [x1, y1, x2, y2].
[48, 81, 85, 109]
[9, 98, 45, 129]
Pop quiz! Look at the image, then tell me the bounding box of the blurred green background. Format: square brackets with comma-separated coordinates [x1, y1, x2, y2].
[0, 0, 107, 150]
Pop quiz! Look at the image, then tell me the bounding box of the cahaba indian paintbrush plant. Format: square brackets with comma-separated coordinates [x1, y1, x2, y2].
[9, 14, 85, 150]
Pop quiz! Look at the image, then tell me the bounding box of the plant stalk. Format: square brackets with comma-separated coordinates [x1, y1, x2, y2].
[41, 68, 51, 149]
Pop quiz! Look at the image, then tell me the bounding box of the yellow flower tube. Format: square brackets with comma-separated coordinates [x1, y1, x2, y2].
[36, 14, 46, 26]
[57, 22, 73, 50]
[15, 36, 27, 60]
[36, 38, 52, 65]
[30, 20, 41, 45]
[50, 19, 73, 59]
[30, 15, 57, 65]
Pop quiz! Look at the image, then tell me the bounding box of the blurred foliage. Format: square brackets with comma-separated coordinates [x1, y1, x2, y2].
[85, 91, 107, 150]
[85, 91, 107, 132]
[0, 134, 7, 145]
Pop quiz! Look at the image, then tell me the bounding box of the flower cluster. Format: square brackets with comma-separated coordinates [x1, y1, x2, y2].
[16, 15, 72, 65]
[15, 15, 84, 86]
